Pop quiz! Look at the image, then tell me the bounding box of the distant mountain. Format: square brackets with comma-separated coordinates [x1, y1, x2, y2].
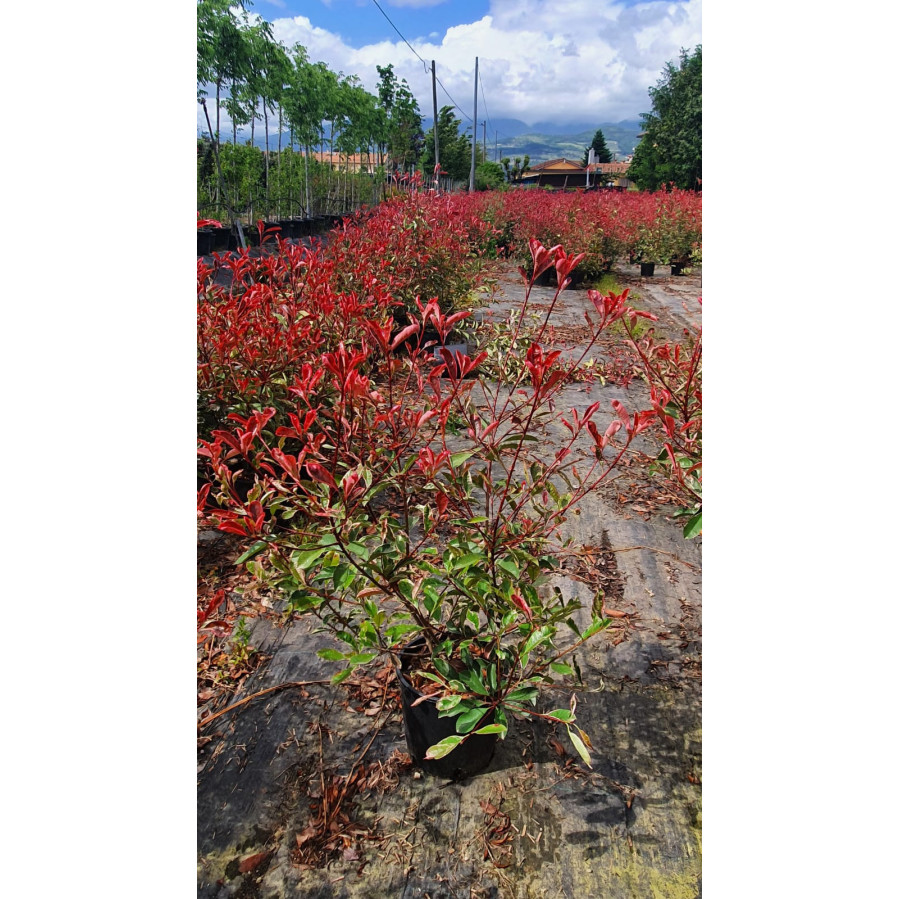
[201, 119, 644, 166]
[417, 118, 643, 164]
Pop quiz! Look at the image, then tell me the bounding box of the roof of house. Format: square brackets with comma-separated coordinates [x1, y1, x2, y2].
[526, 158, 586, 172]
[523, 159, 631, 176]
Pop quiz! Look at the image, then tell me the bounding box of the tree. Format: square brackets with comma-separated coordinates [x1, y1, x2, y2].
[475, 161, 505, 191]
[500, 155, 530, 183]
[420, 106, 472, 183]
[375, 65, 424, 173]
[582, 129, 612, 166]
[197, 0, 253, 142]
[629, 46, 702, 191]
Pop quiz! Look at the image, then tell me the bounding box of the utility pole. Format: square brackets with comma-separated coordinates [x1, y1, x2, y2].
[469, 57, 478, 191]
[482, 121, 487, 162]
[431, 61, 440, 188]
[494, 132, 498, 162]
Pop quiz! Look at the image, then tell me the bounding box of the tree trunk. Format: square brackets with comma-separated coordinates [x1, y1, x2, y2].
[264, 104, 270, 219]
[277, 106, 283, 219]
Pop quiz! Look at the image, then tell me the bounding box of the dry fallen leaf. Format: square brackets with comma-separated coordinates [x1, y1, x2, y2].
[238, 850, 271, 874]
[548, 738, 567, 758]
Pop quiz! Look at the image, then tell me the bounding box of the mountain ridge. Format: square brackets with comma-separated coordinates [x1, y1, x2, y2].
[199, 120, 644, 166]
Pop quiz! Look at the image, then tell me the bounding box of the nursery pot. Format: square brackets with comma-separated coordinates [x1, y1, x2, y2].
[670, 263, 685, 276]
[197, 229, 214, 256]
[396, 641, 498, 780]
[433, 343, 470, 378]
[210, 227, 230, 252]
[531, 267, 555, 287]
[640, 262, 656, 277]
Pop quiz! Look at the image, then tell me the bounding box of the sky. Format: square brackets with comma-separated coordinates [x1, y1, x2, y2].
[207, 0, 701, 136]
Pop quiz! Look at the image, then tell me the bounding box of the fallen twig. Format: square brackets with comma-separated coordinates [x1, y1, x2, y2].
[197, 679, 333, 730]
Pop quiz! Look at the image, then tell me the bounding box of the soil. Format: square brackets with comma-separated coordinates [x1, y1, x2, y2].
[197, 260, 702, 898]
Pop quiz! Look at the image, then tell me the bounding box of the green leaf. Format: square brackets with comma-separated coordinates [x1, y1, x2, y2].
[436, 695, 463, 712]
[455, 707, 489, 734]
[236, 540, 268, 565]
[567, 727, 592, 768]
[424, 735, 463, 760]
[331, 668, 353, 686]
[449, 450, 476, 469]
[550, 662, 575, 676]
[433, 657, 452, 679]
[545, 709, 574, 722]
[473, 723, 507, 737]
[461, 669, 490, 695]
[292, 547, 328, 570]
[455, 552, 487, 570]
[496, 558, 520, 578]
[349, 652, 377, 666]
[683, 510, 702, 539]
[582, 616, 611, 640]
[506, 686, 539, 704]
[317, 649, 345, 661]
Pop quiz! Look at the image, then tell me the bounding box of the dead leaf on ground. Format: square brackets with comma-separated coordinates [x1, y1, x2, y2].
[238, 850, 272, 874]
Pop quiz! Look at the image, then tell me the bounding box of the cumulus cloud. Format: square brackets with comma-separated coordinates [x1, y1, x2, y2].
[259, 0, 701, 128]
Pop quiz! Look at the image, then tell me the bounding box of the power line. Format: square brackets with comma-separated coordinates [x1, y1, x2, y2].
[435, 74, 473, 123]
[370, 0, 429, 72]
[369, 0, 473, 122]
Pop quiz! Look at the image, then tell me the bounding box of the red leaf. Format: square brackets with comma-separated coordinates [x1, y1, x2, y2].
[305, 462, 336, 489]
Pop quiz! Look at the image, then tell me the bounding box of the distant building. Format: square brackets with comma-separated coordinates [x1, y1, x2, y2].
[264, 150, 384, 173]
[519, 158, 633, 190]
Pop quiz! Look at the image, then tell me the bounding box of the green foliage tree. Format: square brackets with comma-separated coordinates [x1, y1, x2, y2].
[475, 160, 506, 191]
[582, 129, 613, 166]
[500, 155, 530, 183]
[420, 106, 472, 182]
[629, 46, 702, 191]
[197, 0, 253, 141]
[377, 65, 424, 173]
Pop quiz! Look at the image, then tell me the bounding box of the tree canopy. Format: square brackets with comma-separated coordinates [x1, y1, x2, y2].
[420, 106, 474, 183]
[196, 1, 423, 173]
[582, 129, 613, 166]
[629, 46, 702, 191]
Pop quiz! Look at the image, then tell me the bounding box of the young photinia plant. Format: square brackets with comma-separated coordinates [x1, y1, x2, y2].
[199, 239, 657, 766]
[622, 299, 702, 538]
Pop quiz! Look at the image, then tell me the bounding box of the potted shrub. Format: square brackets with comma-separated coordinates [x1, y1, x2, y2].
[200, 239, 658, 779]
[197, 215, 222, 257]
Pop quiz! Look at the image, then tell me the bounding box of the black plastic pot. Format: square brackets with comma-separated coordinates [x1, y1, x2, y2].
[433, 343, 471, 378]
[670, 263, 685, 276]
[211, 227, 230, 252]
[396, 642, 497, 780]
[640, 262, 656, 277]
[197, 230, 214, 256]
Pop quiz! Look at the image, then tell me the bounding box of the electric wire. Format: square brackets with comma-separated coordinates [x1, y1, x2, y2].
[370, 0, 430, 72]
[369, 0, 473, 123]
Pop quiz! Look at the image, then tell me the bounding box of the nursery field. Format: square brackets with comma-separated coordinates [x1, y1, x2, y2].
[197, 228, 702, 898]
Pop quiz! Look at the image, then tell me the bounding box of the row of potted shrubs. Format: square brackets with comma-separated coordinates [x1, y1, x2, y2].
[198, 185, 702, 276]
[197, 187, 702, 778]
[197, 213, 351, 255]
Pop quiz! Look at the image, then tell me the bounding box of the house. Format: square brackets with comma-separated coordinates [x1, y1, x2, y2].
[519, 158, 633, 190]
[302, 151, 384, 174]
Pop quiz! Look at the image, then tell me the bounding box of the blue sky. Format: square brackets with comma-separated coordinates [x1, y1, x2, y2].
[219, 0, 701, 133]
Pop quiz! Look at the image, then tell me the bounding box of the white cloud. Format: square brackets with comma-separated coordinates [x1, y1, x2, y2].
[203, 0, 700, 134]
